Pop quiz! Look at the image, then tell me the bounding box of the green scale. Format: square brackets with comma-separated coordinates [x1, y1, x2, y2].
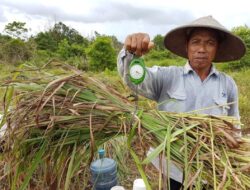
[128, 57, 146, 126]
[129, 58, 146, 85]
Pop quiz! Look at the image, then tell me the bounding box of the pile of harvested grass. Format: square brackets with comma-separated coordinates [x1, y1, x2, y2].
[0, 74, 250, 190]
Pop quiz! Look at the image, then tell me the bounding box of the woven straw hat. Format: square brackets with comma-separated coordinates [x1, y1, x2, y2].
[164, 15, 246, 62]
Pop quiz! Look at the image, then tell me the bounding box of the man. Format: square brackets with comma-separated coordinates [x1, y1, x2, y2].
[117, 16, 246, 189]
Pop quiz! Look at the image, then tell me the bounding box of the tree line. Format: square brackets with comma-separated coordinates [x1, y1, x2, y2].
[0, 21, 250, 71]
[0, 21, 123, 71]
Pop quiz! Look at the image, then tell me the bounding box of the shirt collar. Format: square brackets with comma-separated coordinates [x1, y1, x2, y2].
[183, 62, 194, 75]
[183, 62, 219, 77]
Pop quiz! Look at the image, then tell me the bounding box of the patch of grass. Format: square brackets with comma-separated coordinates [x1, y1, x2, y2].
[229, 68, 250, 127]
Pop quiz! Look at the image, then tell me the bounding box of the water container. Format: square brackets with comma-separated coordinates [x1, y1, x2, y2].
[90, 149, 118, 190]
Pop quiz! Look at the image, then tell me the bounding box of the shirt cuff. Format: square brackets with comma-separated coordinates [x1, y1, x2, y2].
[120, 48, 135, 60]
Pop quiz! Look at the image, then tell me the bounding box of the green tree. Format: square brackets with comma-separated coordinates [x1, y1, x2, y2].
[153, 34, 165, 50]
[109, 35, 123, 53]
[57, 39, 71, 59]
[50, 22, 88, 46]
[34, 22, 89, 53]
[144, 34, 179, 61]
[4, 21, 28, 39]
[87, 36, 116, 71]
[57, 39, 86, 59]
[70, 43, 86, 57]
[90, 32, 122, 53]
[34, 32, 57, 52]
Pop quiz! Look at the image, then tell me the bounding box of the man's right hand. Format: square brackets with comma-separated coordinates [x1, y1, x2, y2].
[124, 33, 154, 57]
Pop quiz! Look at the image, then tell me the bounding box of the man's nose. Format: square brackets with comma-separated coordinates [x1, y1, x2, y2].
[197, 43, 206, 53]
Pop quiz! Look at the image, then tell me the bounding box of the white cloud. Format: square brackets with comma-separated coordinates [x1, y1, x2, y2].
[1, 0, 194, 24]
[0, 6, 7, 22]
[0, 0, 250, 41]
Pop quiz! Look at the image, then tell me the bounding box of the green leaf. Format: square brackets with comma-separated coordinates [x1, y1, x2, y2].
[19, 141, 47, 190]
[130, 149, 152, 190]
[142, 143, 164, 164]
[64, 142, 77, 190]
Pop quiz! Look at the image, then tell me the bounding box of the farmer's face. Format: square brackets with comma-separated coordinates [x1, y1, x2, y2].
[187, 29, 218, 72]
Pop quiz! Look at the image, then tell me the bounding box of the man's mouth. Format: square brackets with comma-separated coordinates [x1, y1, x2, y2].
[195, 57, 208, 60]
[194, 57, 208, 62]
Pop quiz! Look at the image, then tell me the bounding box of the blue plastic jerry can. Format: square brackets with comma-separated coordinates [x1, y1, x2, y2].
[90, 149, 118, 190]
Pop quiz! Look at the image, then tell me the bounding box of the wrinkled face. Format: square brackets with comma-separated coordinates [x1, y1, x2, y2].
[187, 28, 218, 71]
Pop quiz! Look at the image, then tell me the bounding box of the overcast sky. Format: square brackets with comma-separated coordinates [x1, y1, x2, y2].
[0, 0, 249, 42]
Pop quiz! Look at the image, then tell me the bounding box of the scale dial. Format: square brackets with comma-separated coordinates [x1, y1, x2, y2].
[130, 64, 144, 79]
[129, 58, 146, 84]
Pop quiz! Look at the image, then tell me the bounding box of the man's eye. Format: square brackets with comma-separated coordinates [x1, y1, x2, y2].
[208, 40, 216, 46]
[191, 40, 199, 44]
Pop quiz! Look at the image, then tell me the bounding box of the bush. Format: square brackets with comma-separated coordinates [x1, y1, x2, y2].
[0, 39, 34, 64]
[87, 36, 116, 71]
[145, 58, 185, 68]
[57, 39, 86, 60]
[144, 49, 170, 60]
[144, 49, 184, 61]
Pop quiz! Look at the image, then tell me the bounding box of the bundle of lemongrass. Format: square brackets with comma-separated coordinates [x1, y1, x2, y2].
[0, 74, 250, 190]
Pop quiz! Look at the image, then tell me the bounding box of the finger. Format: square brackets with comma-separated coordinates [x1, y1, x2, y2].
[124, 35, 132, 52]
[135, 35, 143, 56]
[131, 35, 137, 53]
